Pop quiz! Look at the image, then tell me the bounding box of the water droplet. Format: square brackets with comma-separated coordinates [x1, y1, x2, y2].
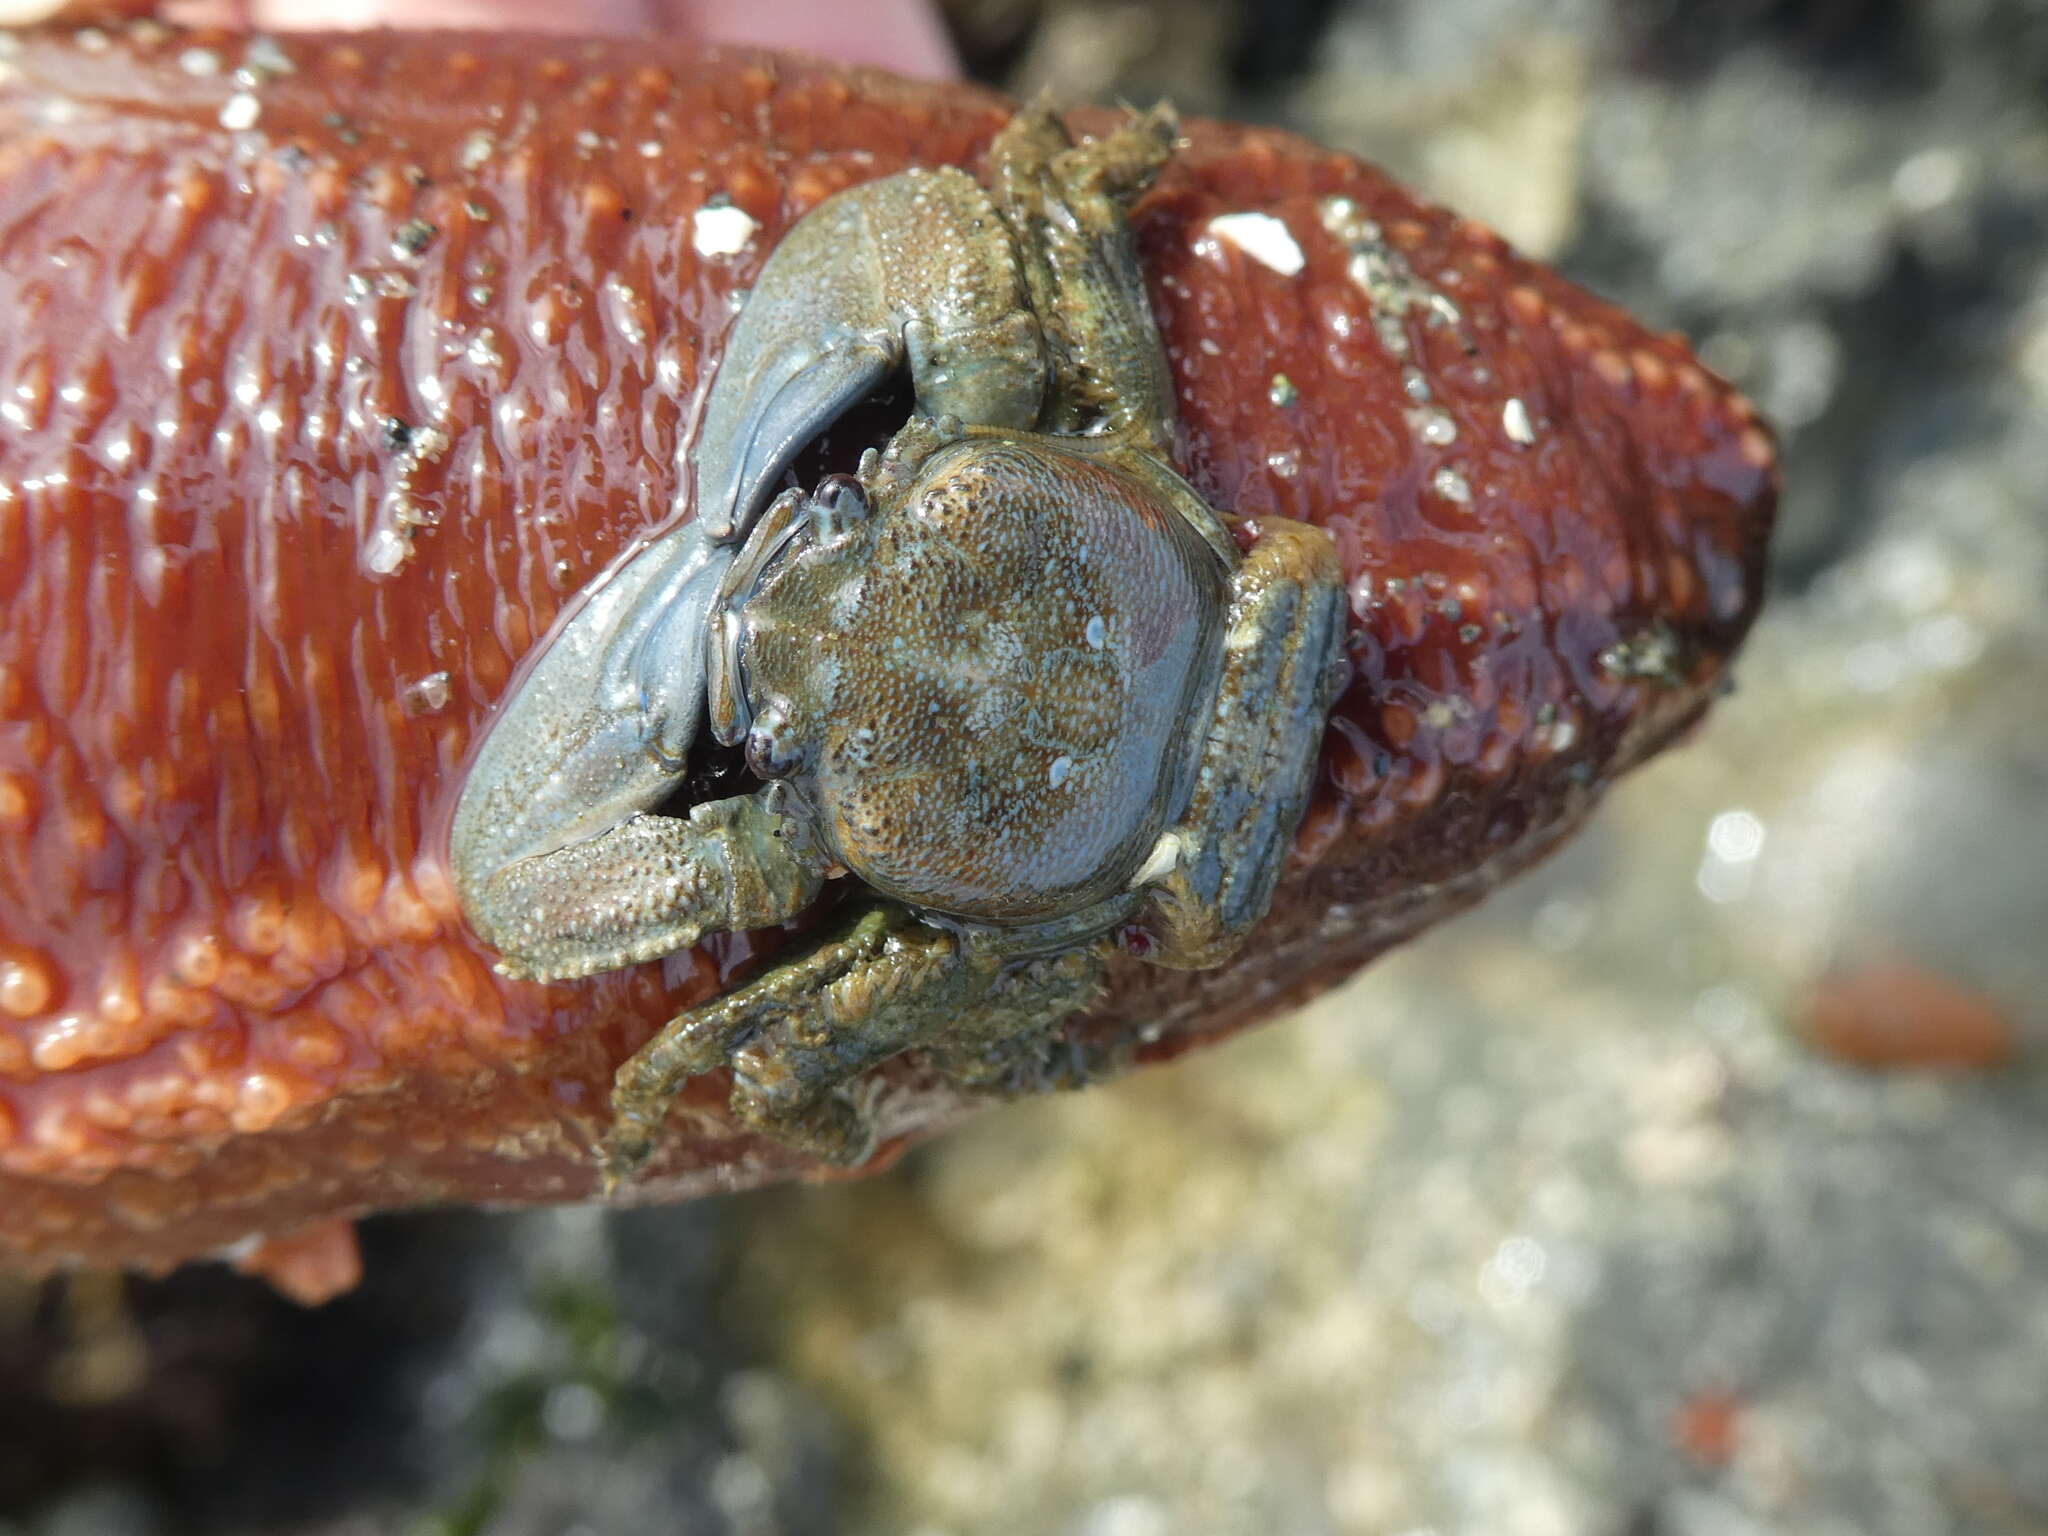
[218, 92, 261, 132]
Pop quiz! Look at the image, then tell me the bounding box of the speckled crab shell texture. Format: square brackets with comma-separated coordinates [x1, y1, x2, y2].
[0, 26, 1773, 1276]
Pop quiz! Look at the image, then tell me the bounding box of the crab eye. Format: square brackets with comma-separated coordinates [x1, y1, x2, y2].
[809, 475, 870, 544]
[746, 704, 806, 780]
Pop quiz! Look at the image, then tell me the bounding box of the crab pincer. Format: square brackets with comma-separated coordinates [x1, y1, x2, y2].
[690, 161, 1049, 542]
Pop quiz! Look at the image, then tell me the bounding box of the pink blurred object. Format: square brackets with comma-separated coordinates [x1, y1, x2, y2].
[13, 0, 960, 77]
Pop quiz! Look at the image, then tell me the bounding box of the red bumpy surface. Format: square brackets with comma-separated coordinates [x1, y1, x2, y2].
[0, 25, 1774, 1277]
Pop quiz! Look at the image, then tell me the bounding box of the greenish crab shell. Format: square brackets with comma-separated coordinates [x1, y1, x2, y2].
[438, 97, 1350, 1173]
[740, 438, 1229, 924]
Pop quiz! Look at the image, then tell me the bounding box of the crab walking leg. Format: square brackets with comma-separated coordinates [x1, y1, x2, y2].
[1137, 517, 1350, 970]
[608, 903, 1125, 1173]
[914, 944, 1120, 1095]
[691, 166, 1049, 542]
[470, 789, 826, 982]
[604, 904, 926, 1178]
[988, 101, 1180, 444]
[726, 913, 991, 1164]
[731, 941, 1117, 1162]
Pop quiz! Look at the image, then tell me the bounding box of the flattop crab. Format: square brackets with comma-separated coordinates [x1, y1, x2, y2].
[451, 104, 1348, 1174]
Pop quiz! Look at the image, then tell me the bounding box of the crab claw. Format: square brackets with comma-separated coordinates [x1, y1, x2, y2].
[451, 518, 733, 887]
[691, 166, 1050, 542]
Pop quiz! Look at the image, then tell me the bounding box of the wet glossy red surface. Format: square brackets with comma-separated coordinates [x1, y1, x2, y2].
[0, 24, 1773, 1278]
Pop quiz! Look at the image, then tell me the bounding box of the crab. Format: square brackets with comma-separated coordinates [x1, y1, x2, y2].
[449, 103, 1347, 1179]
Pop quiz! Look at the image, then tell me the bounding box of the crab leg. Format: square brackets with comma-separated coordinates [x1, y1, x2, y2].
[988, 102, 1181, 445]
[605, 901, 1120, 1178]
[465, 787, 827, 983]
[604, 903, 929, 1179]
[1134, 517, 1349, 970]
